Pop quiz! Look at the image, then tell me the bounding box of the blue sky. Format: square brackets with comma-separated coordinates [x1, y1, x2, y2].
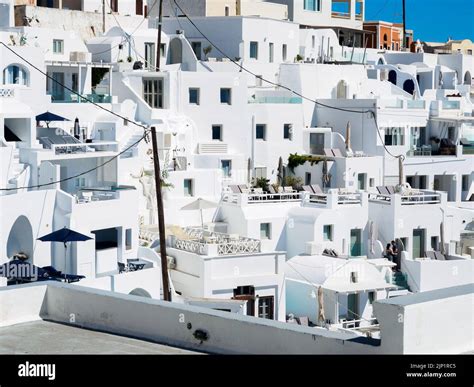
[365, 0, 474, 42]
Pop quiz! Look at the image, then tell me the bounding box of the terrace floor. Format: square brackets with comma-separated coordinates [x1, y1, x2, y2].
[0, 321, 199, 354]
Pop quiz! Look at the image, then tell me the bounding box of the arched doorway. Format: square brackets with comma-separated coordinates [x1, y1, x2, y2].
[339, 30, 345, 46]
[7, 215, 34, 261]
[403, 79, 415, 95]
[129, 288, 152, 298]
[169, 38, 183, 64]
[383, 34, 388, 49]
[464, 71, 472, 85]
[388, 70, 397, 85]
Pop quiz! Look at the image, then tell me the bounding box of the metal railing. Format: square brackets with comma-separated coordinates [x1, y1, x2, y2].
[75, 189, 120, 204]
[51, 141, 118, 155]
[407, 100, 426, 109]
[0, 88, 14, 98]
[303, 192, 363, 206]
[173, 227, 261, 256]
[222, 192, 302, 204]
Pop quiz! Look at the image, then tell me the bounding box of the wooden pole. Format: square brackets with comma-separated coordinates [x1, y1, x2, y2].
[402, 0, 407, 50]
[156, 0, 164, 71]
[151, 126, 171, 301]
[102, 0, 106, 34]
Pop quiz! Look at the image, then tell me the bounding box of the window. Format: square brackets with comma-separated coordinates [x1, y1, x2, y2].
[305, 172, 311, 185]
[144, 42, 155, 70]
[468, 49, 473, 55]
[283, 123, 293, 140]
[269, 43, 274, 63]
[250, 41, 259, 59]
[143, 79, 163, 108]
[183, 179, 193, 197]
[75, 177, 86, 188]
[191, 41, 202, 60]
[125, 228, 132, 250]
[369, 178, 375, 188]
[221, 159, 232, 178]
[462, 175, 470, 191]
[312, 35, 316, 49]
[3, 65, 28, 86]
[220, 88, 232, 104]
[72, 73, 78, 92]
[189, 88, 200, 104]
[384, 127, 405, 146]
[260, 223, 271, 239]
[430, 236, 439, 250]
[256, 124, 266, 140]
[225, 5, 230, 16]
[258, 296, 274, 319]
[304, 0, 320, 11]
[323, 225, 333, 241]
[53, 39, 64, 54]
[212, 125, 222, 141]
[368, 292, 376, 304]
[282, 44, 287, 61]
[233, 285, 255, 297]
[160, 43, 166, 57]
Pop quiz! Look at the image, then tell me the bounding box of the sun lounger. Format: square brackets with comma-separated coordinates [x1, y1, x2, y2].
[268, 185, 277, 194]
[311, 184, 323, 194]
[332, 148, 343, 157]
[434, 251, 446, 261]
[228, 185, 241, 194]
[302, 185, 313, 193]
[425, 251, 436, 260]
[323, 148, 333, 157]
[386, 186, 396, 195]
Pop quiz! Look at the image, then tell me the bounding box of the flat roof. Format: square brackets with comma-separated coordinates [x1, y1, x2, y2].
[0, 321, 200, 354]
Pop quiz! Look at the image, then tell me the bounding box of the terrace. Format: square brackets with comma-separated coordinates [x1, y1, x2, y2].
[170, 227, 261, 256]
[369, 188, 442, 206]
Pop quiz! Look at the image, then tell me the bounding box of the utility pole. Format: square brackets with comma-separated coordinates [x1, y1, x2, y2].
[156, 0, 164, 71]
[102, 0, 106, 34]
[402, 0, 407, 50]
[151, 126, 171, 301]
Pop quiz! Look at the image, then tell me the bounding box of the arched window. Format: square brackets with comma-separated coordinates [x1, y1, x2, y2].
[3, 65, 29, 86]
[336, 80, 348, 99]
[464, 71, 472, 85]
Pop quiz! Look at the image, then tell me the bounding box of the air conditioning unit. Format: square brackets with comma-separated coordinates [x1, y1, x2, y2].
[70, 51, 91, 62]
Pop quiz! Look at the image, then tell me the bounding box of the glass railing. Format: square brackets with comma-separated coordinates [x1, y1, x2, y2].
[50, 93, 112, 103]
[407, 100, 426, 109]
[385, 99, 403, 109]
[248, 96, 303, 104]
[442, 100, 460, 110]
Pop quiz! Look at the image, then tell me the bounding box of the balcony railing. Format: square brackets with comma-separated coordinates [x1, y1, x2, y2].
[442, 100, 460, 110]
[50, 141, 118, 155]
[248, 96, 303, 104]
[75, 189, 120, 204]
[222, 192, 302, 205]
[173, 227, 261, 256]
[369, 191, 442, 205]
[407, 100, 426, 109]
[50, 93, 112, 103]
[0, 88, 14, 98]
[303, 191, 363, 206]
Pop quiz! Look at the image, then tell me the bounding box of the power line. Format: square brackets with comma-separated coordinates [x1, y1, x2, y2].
[0, 132, 149, 191]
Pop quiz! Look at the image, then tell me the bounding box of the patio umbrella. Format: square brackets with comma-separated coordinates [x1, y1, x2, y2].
[317, 286, 326, 325]
[440, 222, 446, 255]
[181, 198, 218, 229]
[73, 117, 80, 139]
[38, 227, 92, 273]
[345, 121, 352, 152]
[35, 111, 70, 128]
[277, 156, 284, 186]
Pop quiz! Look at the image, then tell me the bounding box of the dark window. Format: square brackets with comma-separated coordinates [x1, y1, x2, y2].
[220, 88, 232, 104]
[189, 88, 200, 104]
[143, 79, 163, 108]
[258, 296, 274, 319]
[212, 125, 222, 140]
[283, 123, 292, 140]
[191, 42, 202, 60]
[256, 124, 266, 140]
[368, 291, 375, 304]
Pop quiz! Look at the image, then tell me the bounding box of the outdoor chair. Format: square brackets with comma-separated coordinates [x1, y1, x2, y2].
[425, 251, 436, 260]
[323, 148, 333, 157]
[386, 186, 396, 195]
[311, 184, 323, 194]
[434, 251, 446, 261]
[229, 185, 241, 194]
[332, 148, 343, 157]
[302, 185, 313, 193]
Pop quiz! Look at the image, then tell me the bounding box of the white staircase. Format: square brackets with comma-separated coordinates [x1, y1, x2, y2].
[6, 148, 28, 191]
[119, 126, 146, 158]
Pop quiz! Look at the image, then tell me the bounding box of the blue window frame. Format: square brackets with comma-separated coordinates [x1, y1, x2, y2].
[250, 41, 259, 59]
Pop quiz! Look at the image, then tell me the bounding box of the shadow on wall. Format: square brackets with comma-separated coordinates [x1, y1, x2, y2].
[6, 215, 33, 261]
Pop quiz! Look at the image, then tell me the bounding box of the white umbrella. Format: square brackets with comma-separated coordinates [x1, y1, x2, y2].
[345, 121, 352, 152]
[181, 198, 218, 229]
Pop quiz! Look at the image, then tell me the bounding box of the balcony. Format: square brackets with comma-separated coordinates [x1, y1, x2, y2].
[221, 191, 302, 205]
[302, 190, 364, 208]
[43, 141, 119, 156]
[407, 100, 426, 109]
[50, 93, 112, 104]
[171, 227, 261, 256]
[369, 190, 442, 206]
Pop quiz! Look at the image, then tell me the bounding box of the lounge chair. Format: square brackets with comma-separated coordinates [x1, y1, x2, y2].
[268, 185, 277, 194]
[323, 148, 333, 157]
[297, 316, 309, 326]
[311, 184, 323, 194]
[332, 148, 343, 157]
[239, 184, 250, 194]
[434, 251, 446, 261]
[386, 186, 396, 195]
[425, 251, 436, 260]
[228, 185, 241, 194]
[302, 185, 314, 193]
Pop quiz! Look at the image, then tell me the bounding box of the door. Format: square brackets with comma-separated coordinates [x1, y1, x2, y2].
[357, 173, 366, 190]
[258, 296, 274, 320]
[413, 229, 425, 258]
[305, 172, 311, 185]
[347, 293, 359, 321]
[136, 0, 143, 15]
[350, 229, 362, 256]
[52, 72, 65, 101]
[309, 133, 324, 155]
